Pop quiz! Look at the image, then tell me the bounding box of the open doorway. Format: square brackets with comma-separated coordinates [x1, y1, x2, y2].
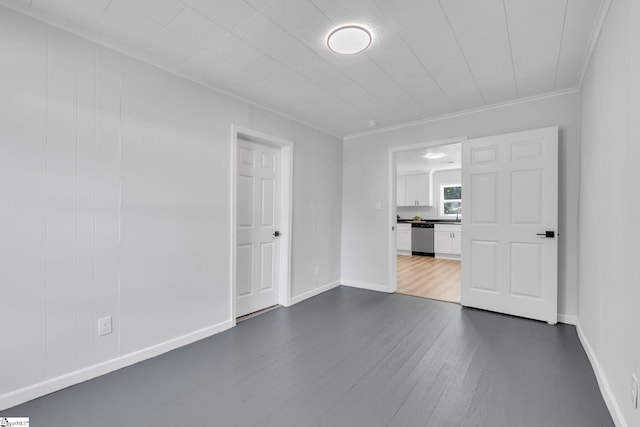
[392, 141, 463, 304]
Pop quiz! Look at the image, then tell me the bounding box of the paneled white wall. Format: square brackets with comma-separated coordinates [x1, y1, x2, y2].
[0, 6, 342, 404]
[579, 0, 640, 425]
[342, 92, 581, 319]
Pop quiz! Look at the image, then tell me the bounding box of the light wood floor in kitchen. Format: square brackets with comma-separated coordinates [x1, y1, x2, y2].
[397, 255, 461, 303]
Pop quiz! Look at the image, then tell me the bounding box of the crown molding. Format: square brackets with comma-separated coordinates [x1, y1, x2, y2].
[0, 0, 610, 143]
[344, 88, 580, 140]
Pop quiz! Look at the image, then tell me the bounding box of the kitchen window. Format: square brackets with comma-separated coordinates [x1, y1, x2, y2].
[441, 184, 461, 217]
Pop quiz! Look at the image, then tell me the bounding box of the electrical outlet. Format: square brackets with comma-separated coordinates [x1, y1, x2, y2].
[315, 265, 320, 276]
[98, 316, 112, 337]
[632, 373, 638, 409]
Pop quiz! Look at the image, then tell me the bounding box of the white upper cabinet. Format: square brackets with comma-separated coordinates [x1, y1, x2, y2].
[414, 174, 430, 206]
[396, 175, 406, 206]
[397, 173, 431, 206]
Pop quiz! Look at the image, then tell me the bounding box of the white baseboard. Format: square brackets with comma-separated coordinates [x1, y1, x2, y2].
[557, 313, 577, 325]
[341, 279, 392, 293]
[0, 319, 233, 411]
[435, 253, 461, 260]
[290, 280, 340, 305]
[576, 322, 627, 427]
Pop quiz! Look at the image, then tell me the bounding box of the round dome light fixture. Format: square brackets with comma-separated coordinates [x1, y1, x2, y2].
[424, 152, 445, 159]
[327, 25, 372, 55]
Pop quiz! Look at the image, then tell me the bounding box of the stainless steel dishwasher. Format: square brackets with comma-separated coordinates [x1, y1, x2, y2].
[411, 223, 434, 256]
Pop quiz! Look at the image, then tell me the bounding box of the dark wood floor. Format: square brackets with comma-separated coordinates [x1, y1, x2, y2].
[397, 255, 461, 303]
[1, 287, 613, 426]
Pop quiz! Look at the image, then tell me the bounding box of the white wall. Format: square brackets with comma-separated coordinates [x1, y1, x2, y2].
[342, 92, 581, 319]
[0, 6, 342, 407]
[579, 0, 640, 425]
[397, 169, 461, 220]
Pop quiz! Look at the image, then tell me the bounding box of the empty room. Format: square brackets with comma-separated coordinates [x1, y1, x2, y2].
[0, 0, 637, 426]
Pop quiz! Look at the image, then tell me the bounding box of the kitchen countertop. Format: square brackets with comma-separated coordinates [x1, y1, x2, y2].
[397, 219, 462, 225]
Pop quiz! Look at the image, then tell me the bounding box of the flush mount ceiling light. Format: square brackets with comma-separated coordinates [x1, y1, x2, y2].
[327, 25, 372, 55]
[424, 153, 445, 159]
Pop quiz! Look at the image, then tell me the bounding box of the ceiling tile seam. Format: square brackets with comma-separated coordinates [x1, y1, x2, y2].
[103, 5, 167, 54]
[363, 1, 438, 117]
[230, 1, 379, 119]
[128, 5, 192, 54]
[576, 0, 612, 89]
[174, 4, 229, 34]
[186, 1, 250, 32]
[232, 67, 356, 125]
[159, 6, 233, 59]
[365, 55, 433, 116]
[501, 0, 519, 99]
[552, 0, 569, 92]
[372, 0, 456, 113]
[343, 87, 579, 141]
[259, 34, 394, 120]
[383, 30, 456, 112]
[99, 0, 116, 20]
[243, 52, 370, 119]
[238, 0, 373, 111]
[215, 39, 372, 123]
[169, 26, 363, 127]
[437, 0, 487, 106]
[162, 4, 187, 28]
[0, 3, 343, 138]
[303, 0, 414, 116]
[131, 0, 186, 29]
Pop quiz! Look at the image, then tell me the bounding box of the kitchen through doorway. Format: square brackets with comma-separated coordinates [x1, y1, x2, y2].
[393, 141, 463, 304]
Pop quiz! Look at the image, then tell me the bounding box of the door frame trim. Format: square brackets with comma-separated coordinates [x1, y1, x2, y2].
[387, 136, 467, 293]
[230, 125, 294, 326]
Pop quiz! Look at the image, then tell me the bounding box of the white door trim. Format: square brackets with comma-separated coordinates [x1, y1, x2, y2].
[231, 125, 293, 326]
[387, 136, 468, 292]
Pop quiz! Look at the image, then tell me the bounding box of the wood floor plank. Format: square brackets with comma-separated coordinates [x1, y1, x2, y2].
[0, 287, 613, 427]
[397, 255, 461, 303]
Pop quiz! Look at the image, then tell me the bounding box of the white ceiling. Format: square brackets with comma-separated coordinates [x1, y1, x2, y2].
[396, 143, 461, 174]
[0, 0, 604, 137]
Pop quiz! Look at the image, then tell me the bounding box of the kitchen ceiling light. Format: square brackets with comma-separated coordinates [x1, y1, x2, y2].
[327, 25, 372, 55]
[424, 153, 445, 159]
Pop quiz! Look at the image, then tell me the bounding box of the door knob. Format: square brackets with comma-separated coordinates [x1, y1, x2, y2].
[536, 231, 555, 238]
[273, 231, 281, 237]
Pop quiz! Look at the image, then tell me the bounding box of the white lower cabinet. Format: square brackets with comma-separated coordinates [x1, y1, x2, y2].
[451, 230, 461, 254]
[396, 223, 412, 254]
[434, 224, 462, 256]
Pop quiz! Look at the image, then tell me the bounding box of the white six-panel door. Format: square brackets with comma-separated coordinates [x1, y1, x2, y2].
[461, 127, 558, 324]
[236, 139, 281, 317]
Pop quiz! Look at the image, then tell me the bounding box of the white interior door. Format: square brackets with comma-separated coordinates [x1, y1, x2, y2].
[236, 138, 281, 317]
[461, 127, 558, 324]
